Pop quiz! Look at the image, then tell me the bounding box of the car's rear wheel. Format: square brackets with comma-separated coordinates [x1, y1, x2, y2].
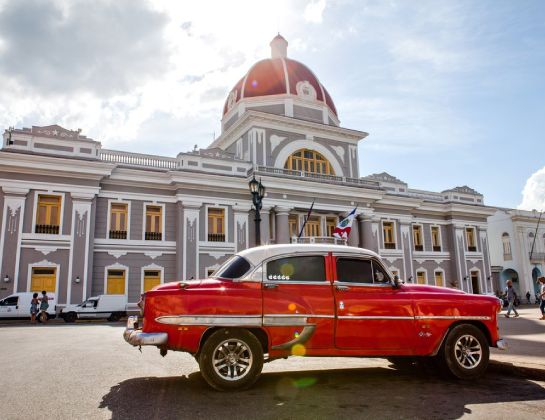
[198, 328, 263, 391]
[437, 324, 489, 380]
[107, 312, 122, 322]
[63, 312, 77, 323]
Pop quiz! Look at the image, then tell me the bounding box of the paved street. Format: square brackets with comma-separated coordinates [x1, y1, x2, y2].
[1, 311, 544, 420]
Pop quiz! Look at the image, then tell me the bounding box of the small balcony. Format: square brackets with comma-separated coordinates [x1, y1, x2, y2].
[414, 245, 423, 252]
[529, 252, 545, 263]
[109, 230, 127, 239]
[35, 224, 59, 234]
[291, 236, 346, 245]
[467, 246, 477, 252]
[384, 243, 396, 250]
[145, 232, 162, 241]
[433, 246, 442, 252]
[208, 233, 226, 242]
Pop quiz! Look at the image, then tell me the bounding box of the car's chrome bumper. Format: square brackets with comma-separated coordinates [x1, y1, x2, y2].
[123, 316, 168, 347]
[496, 338, 507, 350]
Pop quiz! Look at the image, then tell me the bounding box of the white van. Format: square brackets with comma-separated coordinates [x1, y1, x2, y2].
[59, 294, 127, 322]
[0, 292, 57, 321]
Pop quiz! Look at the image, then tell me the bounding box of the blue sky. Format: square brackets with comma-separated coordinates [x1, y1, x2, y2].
[0, 0, 544, 209]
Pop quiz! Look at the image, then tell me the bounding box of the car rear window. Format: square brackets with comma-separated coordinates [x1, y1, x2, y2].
[266, 255, 326, 282]
[213, 256, 252, 279]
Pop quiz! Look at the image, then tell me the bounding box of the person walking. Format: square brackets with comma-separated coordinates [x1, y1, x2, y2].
[526, 291, 531, 304]
[39, 290, 49, 324]
[30, 292, 39, 324]
[538, 277, 545, 320]
[504, 279, 519, 318]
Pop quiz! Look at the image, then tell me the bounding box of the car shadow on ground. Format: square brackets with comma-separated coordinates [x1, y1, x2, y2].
[99, 365, 545, 419]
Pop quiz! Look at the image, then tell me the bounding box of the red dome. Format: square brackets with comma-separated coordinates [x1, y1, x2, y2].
[223, 44, 337, 118]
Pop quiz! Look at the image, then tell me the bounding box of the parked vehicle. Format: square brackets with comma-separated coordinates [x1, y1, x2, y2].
[123, 244, 505, 391]
[0, 292, 56, 322]
[60, 294, 127, 322]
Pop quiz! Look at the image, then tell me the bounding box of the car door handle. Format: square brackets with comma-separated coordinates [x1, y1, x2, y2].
[335, 285, 350, 291]
[264, 283, 278, 289]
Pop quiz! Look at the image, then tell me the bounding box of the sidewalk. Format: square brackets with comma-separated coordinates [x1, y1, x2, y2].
[490, 304, 545, 379]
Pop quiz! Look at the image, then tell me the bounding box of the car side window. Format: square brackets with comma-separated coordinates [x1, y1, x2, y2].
[0, 296, 18, 306]
[372, 261, 390, 284]
[266, 256, 326, 282]
[336, 258, 373, 283]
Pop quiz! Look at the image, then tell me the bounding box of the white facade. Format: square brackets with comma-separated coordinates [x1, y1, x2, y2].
[488, 209, 545, 300]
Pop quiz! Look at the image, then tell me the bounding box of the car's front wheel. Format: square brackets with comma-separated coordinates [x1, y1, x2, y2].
[438, 324, 489, 380]
[198, 328, 264, 391]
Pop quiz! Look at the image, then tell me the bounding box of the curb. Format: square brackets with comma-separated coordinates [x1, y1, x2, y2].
[490, 360, 545, 381]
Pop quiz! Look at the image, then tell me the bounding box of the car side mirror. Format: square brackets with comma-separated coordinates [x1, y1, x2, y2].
[393, 275, 403, 288]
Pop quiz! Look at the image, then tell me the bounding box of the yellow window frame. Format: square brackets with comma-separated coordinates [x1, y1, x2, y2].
[36, 194, 61, 226]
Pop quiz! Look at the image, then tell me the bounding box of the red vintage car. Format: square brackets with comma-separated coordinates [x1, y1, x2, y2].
[124, 244, 505, 390]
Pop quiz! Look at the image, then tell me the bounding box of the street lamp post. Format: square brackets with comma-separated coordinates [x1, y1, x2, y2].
[249, 176, 265, 246]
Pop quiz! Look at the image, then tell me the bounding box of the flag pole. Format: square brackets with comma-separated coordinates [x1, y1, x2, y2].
[298, 199, 315, 239]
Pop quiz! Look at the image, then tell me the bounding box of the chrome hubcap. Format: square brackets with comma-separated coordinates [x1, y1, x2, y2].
[212, 339, 253, 381]
[454, 334, 482, 369]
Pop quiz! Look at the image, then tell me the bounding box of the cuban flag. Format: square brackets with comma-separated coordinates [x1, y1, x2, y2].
[333, 207, 357, 240]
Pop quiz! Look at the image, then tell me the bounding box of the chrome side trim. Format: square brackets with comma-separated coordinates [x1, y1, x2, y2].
[263, 281, 331, 286]
[271, 325, 316, 350]
[264, 316, 308, 326]
[266, 314, 335, 318]
[337, 315, 414, 320]
[333, 281, 392, 288]
[414, 316, 492, 321]
[156, 315, 262, 326]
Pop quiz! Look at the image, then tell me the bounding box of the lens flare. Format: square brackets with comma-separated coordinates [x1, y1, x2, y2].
[293, 377, 317, 388]
[291, 343, 306, 356]
[288, 303, 296, 311]
[294, 331, 300, 338]
[251, 80, 258, 87]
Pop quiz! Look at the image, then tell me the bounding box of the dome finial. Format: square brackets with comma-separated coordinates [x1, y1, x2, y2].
[270, 34, 288, 59]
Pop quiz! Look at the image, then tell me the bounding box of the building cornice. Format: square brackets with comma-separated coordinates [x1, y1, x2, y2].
[210, 111, 368, 151]
[0, 151, 114, 180]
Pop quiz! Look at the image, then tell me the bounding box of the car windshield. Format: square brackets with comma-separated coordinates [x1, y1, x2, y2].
[211, 255, 252, 280]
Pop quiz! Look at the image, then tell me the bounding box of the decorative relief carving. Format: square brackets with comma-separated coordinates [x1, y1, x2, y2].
[186, 216, 197, 243]
[296, 80, 317, 100]
[331, 145, 345, 163]
[227, 90, 238, 111]
[269, 135, 286, 153]
[6, 201, 22, 235]
[36, 247, 57, 256]
[108, 251, 127, 259]
[144, 251, 163, 260]
[75, 209, 88, 237]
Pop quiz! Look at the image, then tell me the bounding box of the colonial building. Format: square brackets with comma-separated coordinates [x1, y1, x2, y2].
[488, 208, 544, 300]
[0, 35, 495, 306]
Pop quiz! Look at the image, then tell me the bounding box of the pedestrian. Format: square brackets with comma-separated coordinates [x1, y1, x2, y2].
[538, 277, 545, 320]
[526, 291, 531, 304]
[504, 280, 519, 318]
[39, 290, 49, 323]
[30, 292, 39, 324]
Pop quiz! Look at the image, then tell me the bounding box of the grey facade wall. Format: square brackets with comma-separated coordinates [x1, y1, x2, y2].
[17, 248, 70, 302]
[92, 252, 177, 303]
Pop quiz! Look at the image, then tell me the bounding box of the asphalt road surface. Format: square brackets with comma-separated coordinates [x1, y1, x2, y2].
[1, 323, 544, 419]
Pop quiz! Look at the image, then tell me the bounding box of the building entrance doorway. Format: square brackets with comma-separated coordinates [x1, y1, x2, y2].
[107, 269, 126, 294]
[470, 271, 480, 294]
[31, 267, 57, 292]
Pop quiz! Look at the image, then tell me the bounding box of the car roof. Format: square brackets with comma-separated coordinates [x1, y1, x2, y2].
[237, 244, 380, 267]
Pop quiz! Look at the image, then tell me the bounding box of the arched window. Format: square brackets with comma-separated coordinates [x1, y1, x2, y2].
[285, 149, 335, 175]
[502, 233, 511, 259]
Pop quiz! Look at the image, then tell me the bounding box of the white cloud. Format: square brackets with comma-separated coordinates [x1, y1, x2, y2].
[519, 167, 545, 211]
[304, 0, 326, 23]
